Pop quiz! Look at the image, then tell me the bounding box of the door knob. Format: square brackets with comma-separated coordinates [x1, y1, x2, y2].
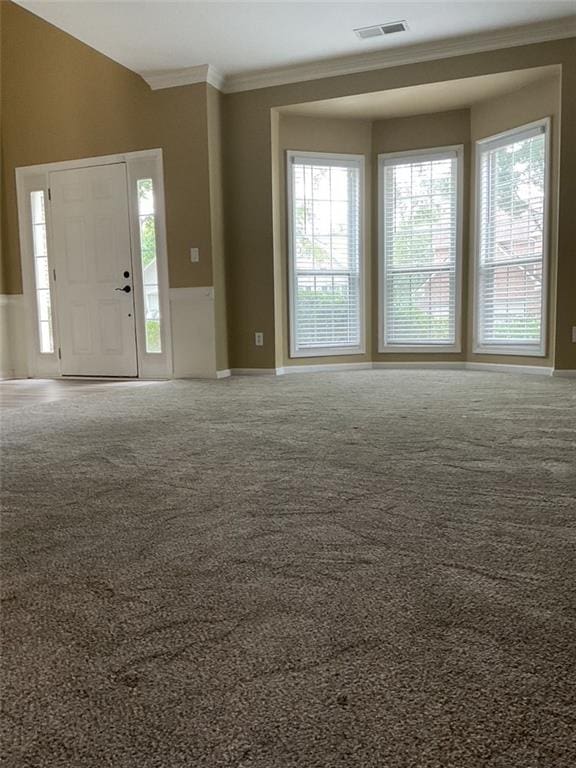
[115, 285, 131, 293]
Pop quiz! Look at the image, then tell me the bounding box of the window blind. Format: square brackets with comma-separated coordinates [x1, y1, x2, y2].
[289, 154, 362, 356]
[476, 124, 547, 353]
[381, 150, 460, 348]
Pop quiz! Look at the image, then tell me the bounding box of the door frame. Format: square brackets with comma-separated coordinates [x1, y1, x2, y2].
[15, 148, 173, 379]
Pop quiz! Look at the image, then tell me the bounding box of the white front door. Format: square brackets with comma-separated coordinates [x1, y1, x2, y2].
[49, 164, 138, 377]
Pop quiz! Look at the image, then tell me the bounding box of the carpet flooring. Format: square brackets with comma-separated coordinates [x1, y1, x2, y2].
[1, 371, 575, 767]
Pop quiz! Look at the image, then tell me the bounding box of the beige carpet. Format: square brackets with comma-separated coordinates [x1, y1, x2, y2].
[1, 371, 575, 767]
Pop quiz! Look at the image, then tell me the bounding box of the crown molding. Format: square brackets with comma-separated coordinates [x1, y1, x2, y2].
[139, 17, 576, 95]
[142, 64, 224, 91]
[206, 65, 226, 91]
[224, 17, 576, 93]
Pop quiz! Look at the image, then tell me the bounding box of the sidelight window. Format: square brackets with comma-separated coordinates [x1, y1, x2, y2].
[30, 190, 54, 354]
[136, 179, 162, 353]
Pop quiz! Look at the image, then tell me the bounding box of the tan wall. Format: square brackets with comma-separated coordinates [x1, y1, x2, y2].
[0, 1, 5, 286]
[371, 109, 470, 362]
[469, 75, 561, 367]
[1, 1, 214, 293]
[223, 92, 277, 369]
[275, 113, 372, 367]
[555, 59, 576, 371]
[2, 3, 575, 370]
[225, 38, 576, 370]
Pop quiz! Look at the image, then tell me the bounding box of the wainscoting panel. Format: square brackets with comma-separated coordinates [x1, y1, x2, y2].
[0, 295, 28, 379]
[169, 287, 217, 378]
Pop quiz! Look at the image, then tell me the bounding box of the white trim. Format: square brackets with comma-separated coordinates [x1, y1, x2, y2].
[206, 66, 226, 91]
[472, 117, 551, 357]
[465, 362, 552, 376]
[216, 369, 231, 379]
[281, 362, 372, 375]
[287, 150, 367, 167]
[36, 375, 161, 382]
[228, 361, 556, 377]
[378, 147, 461, 164]
[474, 119, 549, 150]
[373, 362, 465, 370]
[286, 150, 366, 359]
[169, 287, 218, 378]
[17, 149, 163, 175]
[0, 295, 22, 307]
[0, 294, 28, 379]
[169, 286, 214, 302]
[134, 19, 576, 95]
[142, 64, 225, 92]
[126, 152, 173, 378]
[15, 175, 58, 378]
[551, 369, 576, 378]
[15, 149, 172, 379]
[222, 19, 576, 93]
[230, 368, 280, 376]
[378, 145, 464, 354]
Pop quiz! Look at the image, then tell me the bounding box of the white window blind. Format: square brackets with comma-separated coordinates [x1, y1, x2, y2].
[476, 123, 548, 354]
[380, 149, 460, 350]
[288, 153, 363, 356]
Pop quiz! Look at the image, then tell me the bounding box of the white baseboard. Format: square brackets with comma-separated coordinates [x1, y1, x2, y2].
[280, 362, 372, 375]
[228, 360, 558, 378]
[465, 362, 553, 376]
[230, 368, 279, 376]
[552, 369, 576, 378]
[216, 369, 231, 379]
[373, 362, 465, 370]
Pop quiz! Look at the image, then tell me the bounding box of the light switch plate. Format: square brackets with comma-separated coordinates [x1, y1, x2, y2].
[190, 247, 199, 263]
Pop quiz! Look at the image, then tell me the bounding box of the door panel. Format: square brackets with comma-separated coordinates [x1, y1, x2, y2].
[70, 303, 92, 354]
[50, 164, 138, 376]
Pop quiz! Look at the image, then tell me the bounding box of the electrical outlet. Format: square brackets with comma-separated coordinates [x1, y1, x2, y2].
[255, 332, 264, 347]
[572, 326, 576, 343]
[190, 247, 199, 263]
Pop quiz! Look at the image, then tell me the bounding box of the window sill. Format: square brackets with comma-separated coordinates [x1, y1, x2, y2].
[379, 344, 461, 354]
[473, 344, 545, 357]
[290, 345, 365, 359]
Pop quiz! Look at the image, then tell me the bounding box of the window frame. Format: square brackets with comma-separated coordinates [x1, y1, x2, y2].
[286, 150, 366, 359]
[473, 118, 551, 357]
[378, 145, 464, 354]
[29, 188, 57, 357]
[15, 149, 172, 379]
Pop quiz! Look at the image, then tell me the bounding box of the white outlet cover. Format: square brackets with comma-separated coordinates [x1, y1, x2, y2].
[255, 332, 264, 346]
[190, 247, 199, 263]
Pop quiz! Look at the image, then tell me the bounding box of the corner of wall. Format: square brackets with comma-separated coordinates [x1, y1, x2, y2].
[206, 84, 229, 373]
[270, 109, 285, 370]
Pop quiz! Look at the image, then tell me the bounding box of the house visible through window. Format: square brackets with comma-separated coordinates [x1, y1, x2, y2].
[379, 148, 461, 351]
[475, 121, 548, 355]
[288, 153, 363, 357]
[137, 179, 162, 353]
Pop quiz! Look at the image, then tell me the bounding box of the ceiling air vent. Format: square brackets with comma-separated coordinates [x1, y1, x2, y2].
[354, 21, 409, 40]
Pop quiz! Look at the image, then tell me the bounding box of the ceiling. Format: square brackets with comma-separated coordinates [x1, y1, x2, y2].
[16, 1, 576, 89]
[279, 66, 560, 121]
